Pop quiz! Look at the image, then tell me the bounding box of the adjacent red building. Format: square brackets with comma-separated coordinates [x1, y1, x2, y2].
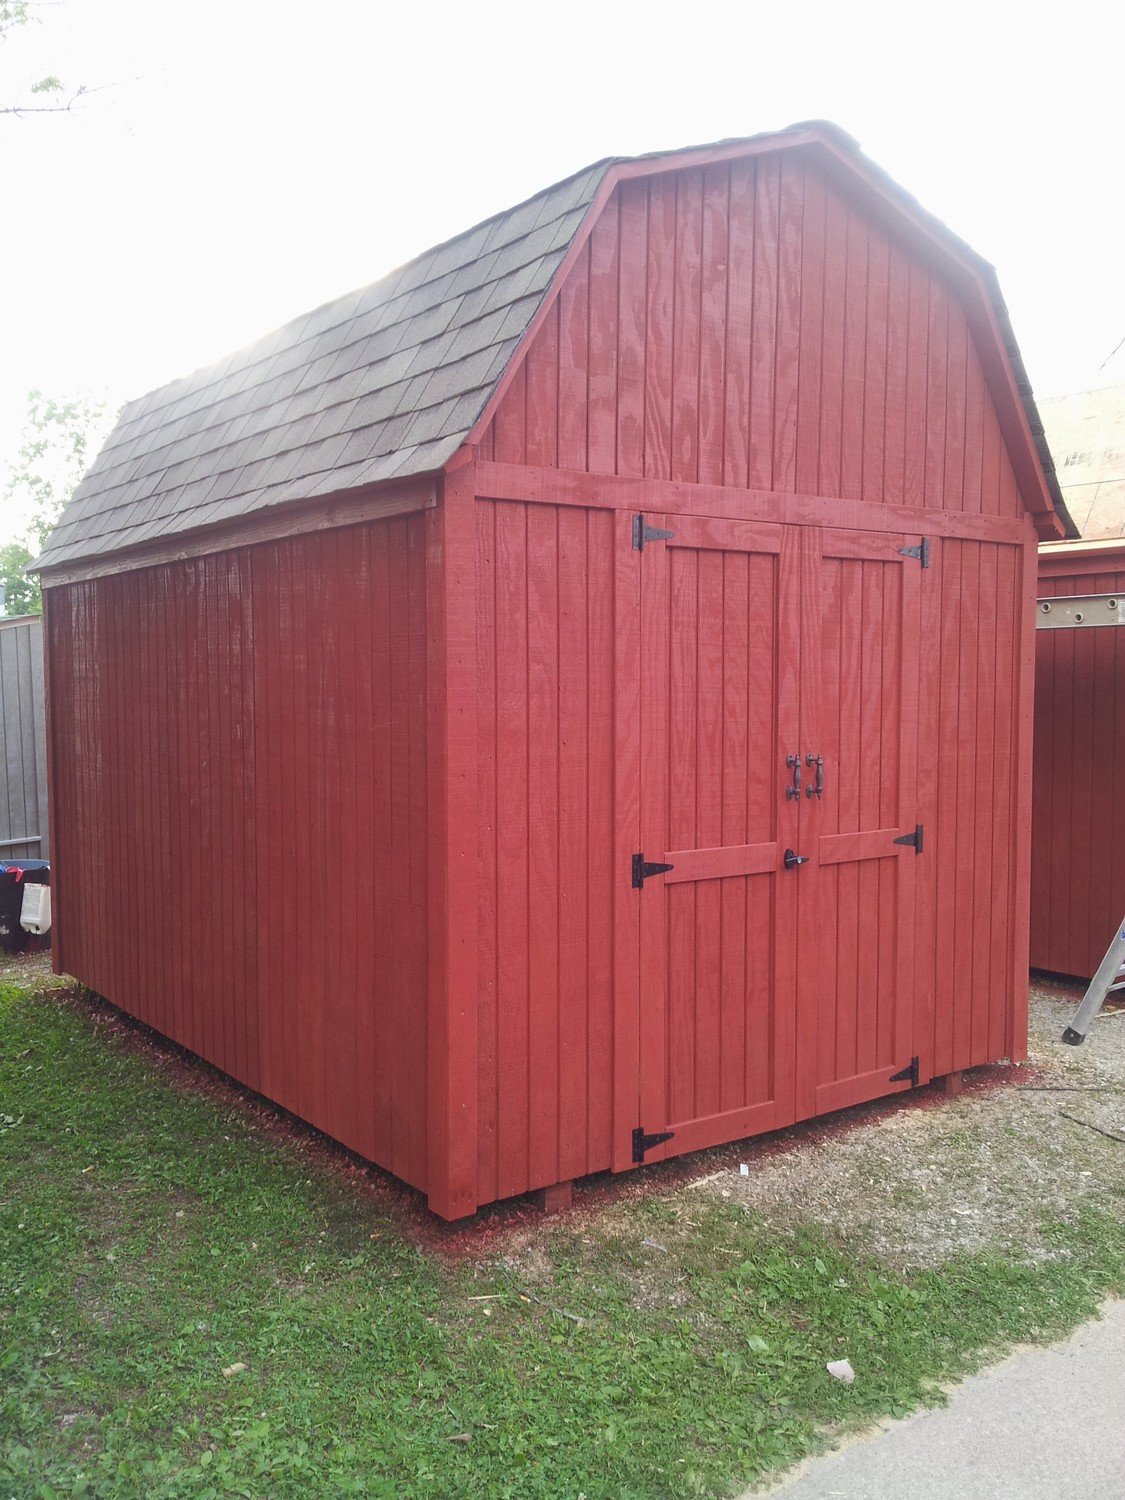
[1032, 539, 1125, 979]
[37, 123, 1072, 1218]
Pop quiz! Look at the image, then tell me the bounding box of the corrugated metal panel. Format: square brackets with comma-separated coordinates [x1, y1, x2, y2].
[1031, 550, 1125, 978]
[45, 517, 430, 1186]
[0, 616, 49, 859]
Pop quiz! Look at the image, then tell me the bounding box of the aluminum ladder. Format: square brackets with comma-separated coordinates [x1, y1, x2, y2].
[1062, 918, 1125, 1044]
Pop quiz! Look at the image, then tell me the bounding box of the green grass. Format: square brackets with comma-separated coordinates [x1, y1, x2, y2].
[2, 981, 1124, 1499]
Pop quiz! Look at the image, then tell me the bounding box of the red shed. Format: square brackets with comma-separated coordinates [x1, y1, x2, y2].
[37, 123, 1073, 1219]
[1032, 539, 1125, 979]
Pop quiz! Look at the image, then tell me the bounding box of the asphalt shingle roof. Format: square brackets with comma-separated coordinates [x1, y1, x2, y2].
[36, 123, 1073, 571]
[35, 161, 610, 570]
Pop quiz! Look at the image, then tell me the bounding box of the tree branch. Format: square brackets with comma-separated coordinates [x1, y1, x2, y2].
[1, 83, 115, 117]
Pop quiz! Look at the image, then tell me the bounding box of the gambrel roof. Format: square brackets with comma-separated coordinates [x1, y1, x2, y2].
[36, 123, 1073, 574]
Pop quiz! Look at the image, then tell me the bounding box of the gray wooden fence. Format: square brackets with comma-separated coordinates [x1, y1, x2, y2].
[0, 615, 49, 861]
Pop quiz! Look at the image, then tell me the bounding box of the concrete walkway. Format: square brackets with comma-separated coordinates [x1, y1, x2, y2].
[755, 1300, 1125, 1499]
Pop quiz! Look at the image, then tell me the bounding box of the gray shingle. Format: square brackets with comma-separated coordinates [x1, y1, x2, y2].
[36, 157, 615, 571]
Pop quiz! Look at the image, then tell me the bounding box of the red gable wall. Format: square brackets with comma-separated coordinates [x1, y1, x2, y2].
[480, 154, 1024, 520]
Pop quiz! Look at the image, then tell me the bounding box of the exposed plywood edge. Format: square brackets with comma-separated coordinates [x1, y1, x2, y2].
[1039, 538, 1125, 581]
[36, 479, 438, 588]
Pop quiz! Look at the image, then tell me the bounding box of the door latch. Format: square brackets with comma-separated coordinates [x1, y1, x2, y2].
[783, 848, 808, 870]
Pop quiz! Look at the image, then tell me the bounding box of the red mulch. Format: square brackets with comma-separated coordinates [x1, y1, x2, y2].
[32, 978, 1079, 1263]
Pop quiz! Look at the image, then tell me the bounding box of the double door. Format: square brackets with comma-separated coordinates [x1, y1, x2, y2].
[620, 513, 923, 1166]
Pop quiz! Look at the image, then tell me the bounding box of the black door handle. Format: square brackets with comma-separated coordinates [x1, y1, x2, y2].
[785, 753, 802, 801]
[783, 848, 808, 870]
[805, 752, 824, 798]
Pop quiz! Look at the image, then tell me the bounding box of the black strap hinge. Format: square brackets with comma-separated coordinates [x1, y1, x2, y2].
[632, 1126, 675, 1163]
[893, 823, 924, 854]
[632, 853, 674, 888]
[899, 537, 931, 568]
[632, 514, 675, 550]
[890, 1056, 920, 1086]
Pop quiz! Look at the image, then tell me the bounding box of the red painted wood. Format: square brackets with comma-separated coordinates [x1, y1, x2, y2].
[46, 517, 432, 1195]
[474, 496, 619, 1192]
[973, 544, 1000, 1065]
[800, 530, 920, 1116]
[483, 155, 1023, 526]
[426, 467, 479, 1218]
[611, 507, 642, 1172]
[1031, 547, 1125, 980]
[474, 461, 1029, 544]
[634, 515, 800, 1158]
[45, 137, 1050, 1221]
[995, 546, 1023, 1060]
[557, 505, 591, 1180]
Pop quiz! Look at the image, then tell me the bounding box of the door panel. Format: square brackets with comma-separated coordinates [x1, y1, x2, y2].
[621, 516, 924, 1170]
[636, 516, 800, 1158]
[797, 529, 921, 1118]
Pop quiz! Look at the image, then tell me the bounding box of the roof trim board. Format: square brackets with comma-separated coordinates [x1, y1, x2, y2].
[1039, 536, 1125, 583]
[34, 478, 436, 589]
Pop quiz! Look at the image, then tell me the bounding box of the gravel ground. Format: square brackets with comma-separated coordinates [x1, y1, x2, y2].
[706, 981, 1125, 1269]
[0, 949, 62, 989]
[7, 954, 1122, 1272]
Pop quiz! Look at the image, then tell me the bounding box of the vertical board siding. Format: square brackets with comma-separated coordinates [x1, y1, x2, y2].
[1032, 559, 1125, 979]
[475, 498, 616, 1200]
[922, 539, 1024, 1074]
[0, 617, 49, 859]
[482, 157, 1021, 518]
[815, 556, 905, 1088]
[663, 544, 781, 1123]
[45, 516, 430, 1189]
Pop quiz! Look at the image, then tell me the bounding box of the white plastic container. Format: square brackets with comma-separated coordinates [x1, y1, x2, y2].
[20, 882, 51, 935]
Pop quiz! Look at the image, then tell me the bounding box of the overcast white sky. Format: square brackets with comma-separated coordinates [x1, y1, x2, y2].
[1, 0, 1122, 537]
